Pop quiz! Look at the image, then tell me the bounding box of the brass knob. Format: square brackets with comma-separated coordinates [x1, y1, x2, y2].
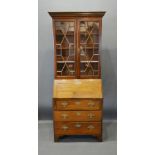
[61, 101, 68, 107]
[61, 113, 68, 119]
[75, 101, 80, 105]
[62, 125, 69, 130]
[88, 101, 95, 107]
[88, 113, 95, 119]
[76, 112, 81, 116]
[87, 125, 95, 129]
[75, 123, 81, 128]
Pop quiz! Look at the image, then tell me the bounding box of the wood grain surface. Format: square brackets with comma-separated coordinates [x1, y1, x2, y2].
[53, 79, 103, 99]
[54, 99, 102, 110]
[54, 111, 102, 122]
[54, 121, 102, 135]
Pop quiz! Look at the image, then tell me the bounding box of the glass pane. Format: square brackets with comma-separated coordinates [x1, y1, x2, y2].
[55, 21, 75, 76]
[79, 21, 100, 77]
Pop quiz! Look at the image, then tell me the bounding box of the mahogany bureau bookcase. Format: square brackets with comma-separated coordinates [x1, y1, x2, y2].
[49, 12, 105, 142]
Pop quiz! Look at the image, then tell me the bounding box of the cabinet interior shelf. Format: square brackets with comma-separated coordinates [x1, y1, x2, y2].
[57, 71, 75, 73]
[56, 48, 99, 50]
[57, 61, 75, 63]
[81, 69, 99, 72]
[56, 61, 99, 63]
[56, 47, 74, 50]
[56, 33, 74, 36]
[79, 47, 99, 49]
[80, 61, 99, 63]
[80, 33, 99, 35]
[80, 42, 99, 44]
[81, 54, 99, 56]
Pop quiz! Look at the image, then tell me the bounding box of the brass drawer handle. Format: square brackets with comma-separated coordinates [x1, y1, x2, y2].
[61, 113, 68, 119]
[88, 113, 95, 119]
[75, 123, 81, 128]
[87, 125, 95, 129]
[76, 112, 81, 116]
[75, 101, 80, 105]
[61, 101, 68, 107]
[62, 125, 69, 130]
[88, 101, 95, 107]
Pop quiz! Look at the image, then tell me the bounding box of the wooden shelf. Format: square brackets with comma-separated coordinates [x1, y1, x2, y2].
[56, 47, 74, 50]
[56, 33, 74, 36]
[81, 54, 99, 56]
[80, 47, 99, 49]
[80, 43, 99, 44]
[57, 61, 75, 63]
[57, 71, 75, 73]
[80, 61, 99, 63]
[80, 32, 99, 35]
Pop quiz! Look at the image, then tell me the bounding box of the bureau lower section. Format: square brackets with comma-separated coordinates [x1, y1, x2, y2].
[53, 99, 103, 142]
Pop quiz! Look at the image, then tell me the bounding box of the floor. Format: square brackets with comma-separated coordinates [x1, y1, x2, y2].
[38, 120, 117, 155]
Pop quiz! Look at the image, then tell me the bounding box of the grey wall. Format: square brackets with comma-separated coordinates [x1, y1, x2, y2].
[38, 0, 117, 120]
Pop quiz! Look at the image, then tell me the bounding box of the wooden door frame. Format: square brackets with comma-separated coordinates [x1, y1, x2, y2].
[76, 17, 102, 79]
[52, 18, 77, 79]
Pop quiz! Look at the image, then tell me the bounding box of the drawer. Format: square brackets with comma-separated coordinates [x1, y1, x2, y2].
[54, 121, 102, 135]
[54, 111, 102, 121]
[54, 99, 102, 110]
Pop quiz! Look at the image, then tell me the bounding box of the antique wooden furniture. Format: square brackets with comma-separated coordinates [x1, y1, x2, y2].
[49, 12, 105, 142]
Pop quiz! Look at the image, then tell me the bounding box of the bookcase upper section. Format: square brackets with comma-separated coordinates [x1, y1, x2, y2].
[49, 12, 106, 79]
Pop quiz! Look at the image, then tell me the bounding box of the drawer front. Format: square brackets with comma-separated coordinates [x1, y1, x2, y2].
[55, 100, 102, 110]
[54, 111, 102, 121]
[54, 122, 101, 135]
